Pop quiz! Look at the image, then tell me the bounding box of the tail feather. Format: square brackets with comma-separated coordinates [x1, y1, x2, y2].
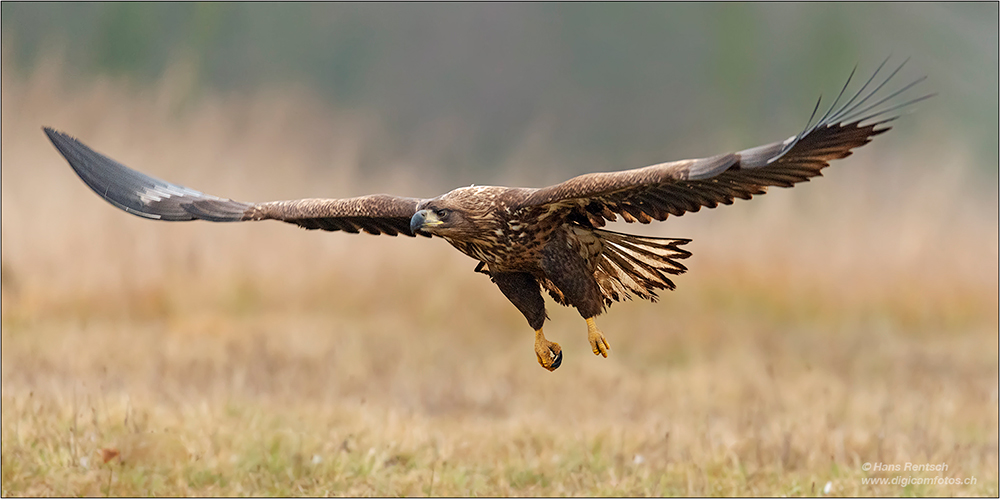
[602, 234, 690, 274]
[593, 229, 691, 307]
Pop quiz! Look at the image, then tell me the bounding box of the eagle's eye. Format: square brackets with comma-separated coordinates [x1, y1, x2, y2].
[435, 208, 451, 220]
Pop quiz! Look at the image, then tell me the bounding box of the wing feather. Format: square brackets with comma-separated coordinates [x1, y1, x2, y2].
[513, 58, 931, 224]
[44, 128, 424, 237]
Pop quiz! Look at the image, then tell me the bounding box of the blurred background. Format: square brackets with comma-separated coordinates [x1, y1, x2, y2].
[4, 3, 998, 180]
[2, 3, 997, 496]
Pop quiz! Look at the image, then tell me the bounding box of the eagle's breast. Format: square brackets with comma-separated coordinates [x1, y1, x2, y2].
[439, 186, 602, 274]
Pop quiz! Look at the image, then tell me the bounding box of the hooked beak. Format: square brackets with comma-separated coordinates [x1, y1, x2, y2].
[410, 209, 443, 234]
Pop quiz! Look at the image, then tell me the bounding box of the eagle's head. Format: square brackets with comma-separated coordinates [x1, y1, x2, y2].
[410, 186, 506, 238]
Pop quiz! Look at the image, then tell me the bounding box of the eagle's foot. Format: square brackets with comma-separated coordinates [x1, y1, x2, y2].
[586, 317, 611, 358]
[534, 329, 563, 372]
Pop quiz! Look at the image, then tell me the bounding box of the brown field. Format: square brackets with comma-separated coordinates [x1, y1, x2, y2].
[2, 61, 997, 496]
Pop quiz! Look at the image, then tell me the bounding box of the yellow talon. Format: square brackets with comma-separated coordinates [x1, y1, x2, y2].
[534, 329, 563, 371]
[586, 317, 611, 358]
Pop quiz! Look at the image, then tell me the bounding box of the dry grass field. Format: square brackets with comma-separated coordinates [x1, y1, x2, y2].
[2, 62, 997, 496]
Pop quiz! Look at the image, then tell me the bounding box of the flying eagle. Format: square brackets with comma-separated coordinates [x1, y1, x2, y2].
[45, 60, 929, 371]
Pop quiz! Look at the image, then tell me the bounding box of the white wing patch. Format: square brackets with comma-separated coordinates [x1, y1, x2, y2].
[138, 184, 208, 205]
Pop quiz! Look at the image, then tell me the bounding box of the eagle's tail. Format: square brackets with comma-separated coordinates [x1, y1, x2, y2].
[592, 229, 692, 307]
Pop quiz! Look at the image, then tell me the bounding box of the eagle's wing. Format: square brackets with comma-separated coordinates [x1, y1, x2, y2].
[514, 59, 933, 226]
[45, 128, 425, 237]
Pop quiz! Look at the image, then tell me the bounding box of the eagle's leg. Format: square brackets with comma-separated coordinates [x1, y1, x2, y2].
[491, 271, 562, 371]
[586, 317, 611, 358]
[542, 230, 611, 359]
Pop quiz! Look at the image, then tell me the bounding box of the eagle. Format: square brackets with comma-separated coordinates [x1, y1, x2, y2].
[45, 59, 929, 371]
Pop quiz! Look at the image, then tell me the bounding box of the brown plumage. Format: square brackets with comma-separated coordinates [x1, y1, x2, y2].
[45, 59, 930, 371]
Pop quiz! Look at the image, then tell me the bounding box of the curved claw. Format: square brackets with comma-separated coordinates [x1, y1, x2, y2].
[534, 329, 563, 371]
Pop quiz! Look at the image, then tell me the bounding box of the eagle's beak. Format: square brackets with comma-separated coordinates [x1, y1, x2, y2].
[410, 209, 443, 234]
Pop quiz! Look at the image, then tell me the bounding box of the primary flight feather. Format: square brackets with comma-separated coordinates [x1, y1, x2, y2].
[45, 59, 930, 371]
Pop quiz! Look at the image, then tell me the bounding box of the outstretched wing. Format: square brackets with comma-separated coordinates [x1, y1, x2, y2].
[514, 58, 933, 227]
[44, 128, 425, 237]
